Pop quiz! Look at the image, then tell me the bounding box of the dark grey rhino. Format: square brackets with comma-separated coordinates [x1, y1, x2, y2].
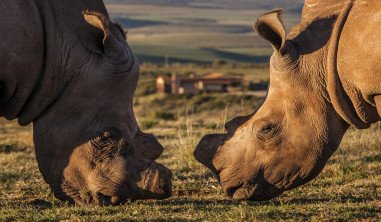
[0, 0, 171, 205]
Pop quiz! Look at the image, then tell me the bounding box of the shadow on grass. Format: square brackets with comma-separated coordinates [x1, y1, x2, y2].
[0, 172, 23, 183]
[19, 196, 376, 211]
[28, 199, 53, 209]
[284, 196, 377, 205]
[0, 144, 29, 153]
[152, 196, 378, 207]
[175, 171, 215, 181]
[362, 154, 381, 163]
[328, 151, 381, 164]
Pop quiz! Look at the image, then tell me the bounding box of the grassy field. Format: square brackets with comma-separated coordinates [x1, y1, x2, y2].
[0, 64, 380, 221]
[104, 3, 301, 64]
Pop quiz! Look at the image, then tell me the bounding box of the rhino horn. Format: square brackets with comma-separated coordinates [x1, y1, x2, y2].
[254, 9, 286, 51]
[83, 10, 127, 60]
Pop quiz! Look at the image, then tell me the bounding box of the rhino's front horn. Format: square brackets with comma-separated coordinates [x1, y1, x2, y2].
[83, 10, 131, 62]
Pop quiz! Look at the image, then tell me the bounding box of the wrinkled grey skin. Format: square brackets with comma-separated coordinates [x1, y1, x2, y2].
[195, 0, 381, 201]
[0, 0, 171, 205]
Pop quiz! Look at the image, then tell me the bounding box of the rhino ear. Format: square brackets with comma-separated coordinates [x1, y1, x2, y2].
[255, 9, 286, 51]
[83, 10, 124, 59]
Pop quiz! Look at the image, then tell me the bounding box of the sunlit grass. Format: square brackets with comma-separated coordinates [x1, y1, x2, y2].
[0, 64, 379, 222]
[0, 102, 380, 221]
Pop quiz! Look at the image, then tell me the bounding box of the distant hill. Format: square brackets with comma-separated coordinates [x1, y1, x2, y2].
[104, 0, 304, 11]
[104, 0, 304, 64]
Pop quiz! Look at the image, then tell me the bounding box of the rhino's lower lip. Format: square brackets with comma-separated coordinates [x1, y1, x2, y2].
[232, 184, 260, 200]
[224, 182, 244, 197]
[224, 182, 281, 201]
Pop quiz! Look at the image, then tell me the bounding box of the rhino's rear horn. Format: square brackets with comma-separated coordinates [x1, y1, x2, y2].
[254, 9, 286, 51]
[83, 10, 126, 60]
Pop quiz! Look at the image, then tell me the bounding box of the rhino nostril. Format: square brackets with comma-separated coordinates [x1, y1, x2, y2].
[225, 184, 243, 198]
[96, 192, 112, 205]
[111, 196, 122, 205]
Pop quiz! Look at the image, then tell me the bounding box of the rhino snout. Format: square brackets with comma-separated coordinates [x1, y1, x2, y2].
[137, 162, 172, 200]
[223, 180, 283, 201]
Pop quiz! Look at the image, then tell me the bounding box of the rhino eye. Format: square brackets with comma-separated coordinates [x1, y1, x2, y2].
[92, 132, 114, 149]
[97, 131, 114, 143]
[260, 125, 274, 133]
[101, 132, 112, 140]
[257, 123, 281, 140]
[260, 124, 278, 133]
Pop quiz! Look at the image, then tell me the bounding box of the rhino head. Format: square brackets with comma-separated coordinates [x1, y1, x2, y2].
[194, 9, 356, 201]
[25, 10, 172, 205]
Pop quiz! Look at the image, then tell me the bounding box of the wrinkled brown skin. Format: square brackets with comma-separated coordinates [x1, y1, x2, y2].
[195, 0, 381, 201]
[0, 0, 171, 205]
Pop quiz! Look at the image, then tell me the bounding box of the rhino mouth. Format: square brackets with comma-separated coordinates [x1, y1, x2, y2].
[223, 181, 283, 201]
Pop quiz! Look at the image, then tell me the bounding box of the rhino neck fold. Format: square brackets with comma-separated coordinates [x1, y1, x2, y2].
[0, 1, 45, 120]
[18, 0, 98, 126]
[0, 0, 65, 125]
[325, 0, 371, 129]
[16, 0, 62, 126]
[16, 0, 48, 125]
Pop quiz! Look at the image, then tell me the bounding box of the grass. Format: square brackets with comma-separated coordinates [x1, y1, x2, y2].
[0, 119, 380, 221]
[1, 2, 379, 220]
[0, 64, 380, 220]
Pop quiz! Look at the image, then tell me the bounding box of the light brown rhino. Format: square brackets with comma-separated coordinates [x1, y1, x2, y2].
[195, 0, 381, 201]
[0, 0, 171, 205]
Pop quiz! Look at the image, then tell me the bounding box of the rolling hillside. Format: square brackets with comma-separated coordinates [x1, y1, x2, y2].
[104, 1, 303, 64]
[104, 0, 304, 10]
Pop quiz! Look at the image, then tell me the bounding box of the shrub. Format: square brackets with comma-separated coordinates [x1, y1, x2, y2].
[155, 111, 176, 120]
[140, 119, 159, 129]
